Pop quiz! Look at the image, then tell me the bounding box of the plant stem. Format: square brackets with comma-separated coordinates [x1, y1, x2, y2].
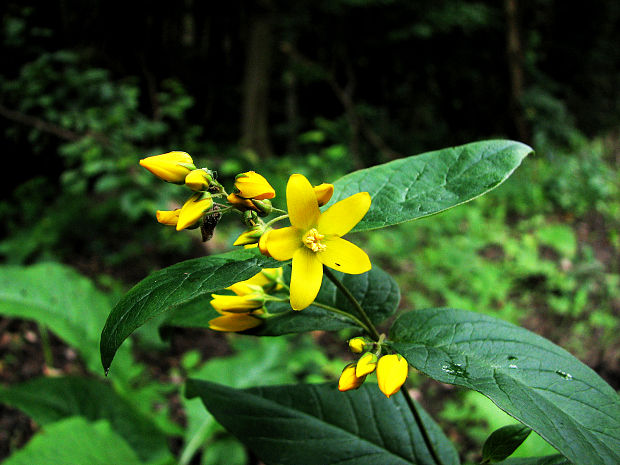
[401, 384, 447, 465]
[38, 324, 54, 368]
[264, 214, 289, 229]
[310, 301, 372, 334]
[323, 267, 381, 341]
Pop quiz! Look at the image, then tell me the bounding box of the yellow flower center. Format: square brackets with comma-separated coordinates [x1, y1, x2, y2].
[303, 228, 326, 252]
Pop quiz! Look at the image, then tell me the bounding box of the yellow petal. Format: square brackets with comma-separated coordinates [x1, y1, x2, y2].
[156, 209, 181, 226]
[233, 226, 264, 246]
[265, 226, 301, 261]
[287, 174, 320, 230]
[227, 193, 257, 211]
[376, 354, 409, 398]
[258, 229, 272, 257]
[338, 364, 366, 391]
[234, 171, 276, 200]
[318, 192, 371, 236]
[177, 193, 213, 231]
[317, 237, 371, 274]
[210, 293, 264, 312]
[355, 352, 378, 377]
[290, 248, 323, 310]
[139, 151, 195, 184]
[348, 337, 367, 354]
[208, 313, 262, 332]
[185, 169, 211, 191]
[314, 183, 334, 206]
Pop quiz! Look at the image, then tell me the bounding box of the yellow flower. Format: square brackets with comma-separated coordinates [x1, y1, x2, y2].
[234, 171, 276, 200]
[265, 174, 371, 310]
[314, 183, 334, 206]
[208, 313, 262, 332]
[177, 192, 213, 231]
[227, 193, 258, 211]
[258, 229, 272, 257]
[338, 363, 367, 392]
[185, 169, 212, 191]
[156, 209, 181, 226]
[376, 354, 408, 398]
[139, 151, 195, 184]
[355, 352, 378, 377]
[348, 337, 367, 353]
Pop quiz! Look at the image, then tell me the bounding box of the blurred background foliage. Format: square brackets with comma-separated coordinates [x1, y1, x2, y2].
[0, 0, 618, 463]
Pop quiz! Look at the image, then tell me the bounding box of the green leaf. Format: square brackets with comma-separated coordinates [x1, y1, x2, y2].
[0, 263, 136, 382]
[330, 140, 532, 232]
[186, 381, 460, 465]
[390, 308, 620, 465]
[482, 424, 532, 463]
[2, 417, 144, 465]
[495, 456, 571, 465]
[0, 376, 172, 465]
[100, 249, 279, 372]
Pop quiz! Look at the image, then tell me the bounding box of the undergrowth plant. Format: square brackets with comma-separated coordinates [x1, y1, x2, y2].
[97, 140, 620, 465]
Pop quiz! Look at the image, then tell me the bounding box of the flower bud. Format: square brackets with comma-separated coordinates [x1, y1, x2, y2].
[348, 337, 367, 354]
[234, 171, 275, 200]
[233, 225, 265, 246]
[376, 354, 409, 398]
[338, 364, 366, 392]
[314, 183, 334, 206]
[227, 193, 257, 211]
[139, 151, 195, 184]
[177, 192, 213, 231]
[251, 198, 273, 216]
[355, 352, 378, 377]
[208, 313, 262, 332]
[156, 209, 181, 227]
[210, 293, 265, 313]
[185, 169, 213, 191]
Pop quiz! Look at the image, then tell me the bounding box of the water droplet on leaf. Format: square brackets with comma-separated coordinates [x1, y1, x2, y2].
[555, 370, 572, 380]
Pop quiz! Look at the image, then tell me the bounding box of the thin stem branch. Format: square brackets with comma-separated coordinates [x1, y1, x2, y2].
[323, 267, 381, 341]
[401, 385, 447, 465]
[264, 214, 289, 229]
[310, 301, 371, 334]
[38, 324, 54, 368]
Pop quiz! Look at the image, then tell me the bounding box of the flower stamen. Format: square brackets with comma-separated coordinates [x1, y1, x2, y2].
[303, 228, 326, 252]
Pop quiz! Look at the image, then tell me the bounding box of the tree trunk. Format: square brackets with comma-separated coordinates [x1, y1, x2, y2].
[241, 11, 273, 158]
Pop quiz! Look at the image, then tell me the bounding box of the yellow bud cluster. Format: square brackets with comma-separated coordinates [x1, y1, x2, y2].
[338, 351, 408, 398]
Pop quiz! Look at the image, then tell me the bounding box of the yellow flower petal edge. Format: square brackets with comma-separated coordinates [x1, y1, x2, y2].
[234, 171, 276, 200]
[177, 192, 213, 231]
[210, 294, 264, 313]
[376, 354, 409, 398]
[355, 352, 378, 377]
[208, 313, 262, 332]
[139, 151, 195, 184]
[265, 173, 371, 310]
[313, 183, 334, 206]
[156, 209, 181, 226]
[338, 364, 367, 392]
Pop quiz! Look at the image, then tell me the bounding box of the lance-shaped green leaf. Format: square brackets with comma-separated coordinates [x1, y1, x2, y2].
[330, 140, 532, 232]
[186, 380, 460, 465]
[390, 308, 620, 465]
[100, 249, 280, 372]
[2, 417, 144, 465]
[482, 425, 532, 463]
[0, 376, 172, 465]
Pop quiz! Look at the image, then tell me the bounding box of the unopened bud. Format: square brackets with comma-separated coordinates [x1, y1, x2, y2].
[251, 198, 273, 217]
[185, 169, 213, 191]
[139, 151, 195, 184]
[177, 192, 213, 231]
[233, 225, 265, 246]
[348, 337, 367, 354]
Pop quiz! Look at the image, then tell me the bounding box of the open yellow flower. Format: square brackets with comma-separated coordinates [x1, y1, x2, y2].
[139, 151, 195, 184]
[265, 174, 371, 310]
[376, 354, 409, 398]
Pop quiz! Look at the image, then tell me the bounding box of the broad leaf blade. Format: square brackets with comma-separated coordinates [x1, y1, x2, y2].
[496, 456, 571, 465]
[2, 417, 143, 465]
[0, 263, 134, 381]
[186, 380, 460, 465]
[390, 308, 620, 465]
[0, 376, 171, 464]
[100, 249, 279, 371]
[482, 424, 532, 463]
[330, 140, 532, 232]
